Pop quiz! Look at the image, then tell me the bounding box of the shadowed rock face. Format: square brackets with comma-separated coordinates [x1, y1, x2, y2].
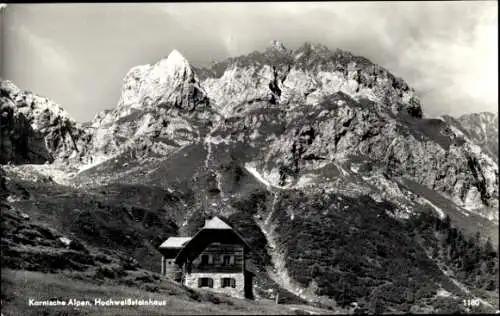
[0, 102, 52, 164]
[0, 80, 92, 165]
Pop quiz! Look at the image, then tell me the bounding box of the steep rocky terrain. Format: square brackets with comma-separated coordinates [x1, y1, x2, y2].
[1, 41, 498, 314]
[87, 50, 214, 168]
[443, 112, 498, 163]
[0, 80, 92, 165]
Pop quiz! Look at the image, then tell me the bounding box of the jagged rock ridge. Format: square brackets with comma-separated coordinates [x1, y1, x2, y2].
[198, 41, 422, 119]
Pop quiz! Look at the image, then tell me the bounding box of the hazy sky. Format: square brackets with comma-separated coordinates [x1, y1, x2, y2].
[2, 2, 498, 122]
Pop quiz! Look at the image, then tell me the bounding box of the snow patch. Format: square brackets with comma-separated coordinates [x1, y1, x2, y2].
[249, 129, 260, 140]
[419, 197, 446, 219]
[205, 134, 231, 145]
[436, 288, 453, 298]
[244, 163, 275, 189]
[59, 237, 72, 246]
[295, 174, 316, 188]
[335, 163, 349, 177]
[6, 195, 21, 203]
[350, 164, 360, 174]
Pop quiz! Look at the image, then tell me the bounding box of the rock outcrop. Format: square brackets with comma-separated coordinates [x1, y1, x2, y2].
[443, 112, 498, 163]
[88, 50, 213, 163]
[0, 80, 91, 165]
[200, 41, 421, 118]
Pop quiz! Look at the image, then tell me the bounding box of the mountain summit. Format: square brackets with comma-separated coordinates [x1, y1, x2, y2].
[200, 41, 422, 119]
[118, 49, 208, 111]
[87, 49, 212, 163]
[267, 40, 290, 54]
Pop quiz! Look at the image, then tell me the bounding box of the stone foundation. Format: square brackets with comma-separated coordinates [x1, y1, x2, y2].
[163, 257, 182, 282]
[184, 272, 246, 299]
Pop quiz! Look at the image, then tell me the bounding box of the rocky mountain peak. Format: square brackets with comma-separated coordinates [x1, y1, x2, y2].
[86, 49, 213, 163]
[116, 49, 208, 113]
[0, 79, 71, 125]
[459, 112, 498, 125]
[266, 40, 291, 55]
[156, 49, 193, 81]
[442, 111, 499, 163]
[294, 42, 331, 57]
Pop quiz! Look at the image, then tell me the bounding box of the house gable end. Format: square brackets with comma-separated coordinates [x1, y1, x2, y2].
[175, 229, 249, 265]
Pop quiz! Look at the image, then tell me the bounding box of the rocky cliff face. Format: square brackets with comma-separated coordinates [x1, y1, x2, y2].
[87, 50, 213, 166]
[193, 42, 497, 212]
[199, 41, 422, 118]
[442, 112, 498, 163]
[0, 80, 91, 165]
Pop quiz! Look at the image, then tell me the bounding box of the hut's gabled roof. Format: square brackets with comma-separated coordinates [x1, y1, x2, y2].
[174, 216, 251, 264]
[203, 217, 232, 230]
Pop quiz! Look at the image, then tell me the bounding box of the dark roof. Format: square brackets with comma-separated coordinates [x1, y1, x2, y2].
[174, 216, 251, 264]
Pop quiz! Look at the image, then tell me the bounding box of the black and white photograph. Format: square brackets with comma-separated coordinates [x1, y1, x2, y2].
[0, 2, 498, 315]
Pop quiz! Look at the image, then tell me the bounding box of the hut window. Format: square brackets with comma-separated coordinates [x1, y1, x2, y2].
[198, 277, 213, 288]
[221, 278, 236, 288]
[201, 255, 209, 265]
[201, 254, 213, 265]
[222, 255, 233, 265]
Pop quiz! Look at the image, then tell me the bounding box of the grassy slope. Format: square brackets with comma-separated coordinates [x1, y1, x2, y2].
[2, 269, 336, 316]
[3, 179, 181, 273]
[2, 165, 313, 311]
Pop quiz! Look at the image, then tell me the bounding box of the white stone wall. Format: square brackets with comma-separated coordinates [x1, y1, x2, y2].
[184, 272, 245, 298]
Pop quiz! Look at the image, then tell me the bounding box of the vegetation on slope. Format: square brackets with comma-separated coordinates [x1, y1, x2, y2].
[410, 208, 499, 294]
[266, 189, 496, 313]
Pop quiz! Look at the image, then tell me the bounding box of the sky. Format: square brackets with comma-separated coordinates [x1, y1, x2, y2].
[1, 2, 498, 122]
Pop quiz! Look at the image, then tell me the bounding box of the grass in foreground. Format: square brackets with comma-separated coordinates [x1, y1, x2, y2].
[1, 269, 338, 316]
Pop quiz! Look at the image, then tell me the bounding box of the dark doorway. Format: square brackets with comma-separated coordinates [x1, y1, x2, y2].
[244, 272, 254, 299]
